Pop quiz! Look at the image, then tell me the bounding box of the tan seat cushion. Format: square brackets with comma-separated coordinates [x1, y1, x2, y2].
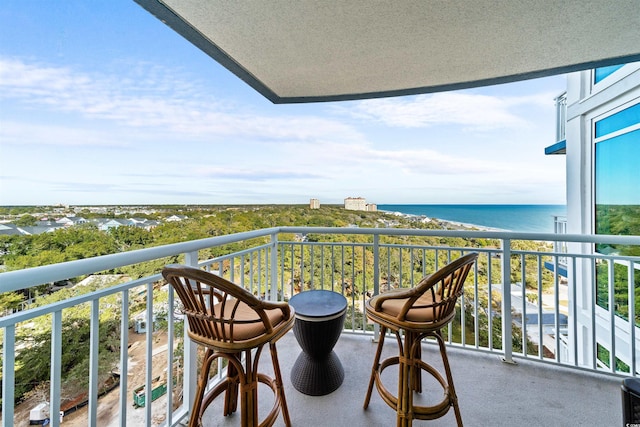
[212, 299, 286, 341]
[376, 292, 442, 323]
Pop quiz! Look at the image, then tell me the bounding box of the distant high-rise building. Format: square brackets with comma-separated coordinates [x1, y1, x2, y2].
[310, 198, 320, 209]
[344, 197, 367, 211]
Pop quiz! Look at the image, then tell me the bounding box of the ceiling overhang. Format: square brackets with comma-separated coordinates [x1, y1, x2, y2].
[134, 0, 640, 104]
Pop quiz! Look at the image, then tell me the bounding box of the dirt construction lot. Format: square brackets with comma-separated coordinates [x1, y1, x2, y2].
[12, 330, 178, 427]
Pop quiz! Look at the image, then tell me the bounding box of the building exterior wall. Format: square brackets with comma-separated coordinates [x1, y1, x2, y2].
[310, 198, 320, 209]
[563, 62, 640, 368]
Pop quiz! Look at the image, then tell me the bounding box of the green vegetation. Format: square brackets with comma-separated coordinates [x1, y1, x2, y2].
[596, 260, 640, 327]
[597, 342, 630, 373]
[19, 278, 128, 403]
[594, 204, 640, 326]
[0, 276, 142, 406]
[595, 204, 640, 257]
[13, 215, 38, 227]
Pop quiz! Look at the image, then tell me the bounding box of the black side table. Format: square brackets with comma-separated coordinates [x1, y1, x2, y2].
[288, 290, 347, 396]
[622, 377, 640, 424]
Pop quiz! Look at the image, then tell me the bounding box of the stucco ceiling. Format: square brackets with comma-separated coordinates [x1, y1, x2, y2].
[135, 0, 640, 103]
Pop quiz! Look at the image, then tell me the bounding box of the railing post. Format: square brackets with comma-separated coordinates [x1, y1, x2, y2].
[630, 261, 637, 376]
[119, 290, 129, 427]
[165, 283, 174, 426]
[608, 259, 616, 371]
[501, 239, 515, 363]
[145, 280, 154, 424]
[373, 234, 380, 341]
[50, 311, 62, 427]
[183, 251, 199, 422]
[88, 299, 100, 426]
[270, 233, 279, 300]
[2, 326, 15, 427]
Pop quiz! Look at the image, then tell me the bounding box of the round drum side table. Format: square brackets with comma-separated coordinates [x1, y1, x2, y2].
[288, 290, 347, 396]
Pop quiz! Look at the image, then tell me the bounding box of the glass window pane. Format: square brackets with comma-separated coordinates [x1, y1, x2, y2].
[594, 65, 624, 84]
[594, 127, 640, 322]
[594, 128, 640, 255]
[595, 103, 640, 138]
[595, 129, 640, 208]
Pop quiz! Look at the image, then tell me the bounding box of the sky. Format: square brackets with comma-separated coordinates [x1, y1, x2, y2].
[0, 1, 567, 206]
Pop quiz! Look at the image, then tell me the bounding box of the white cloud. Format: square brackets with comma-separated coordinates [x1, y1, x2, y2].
[337, 92, 553, 130]
[0, 57, 565, 205]
[0, 57, 363, 145]
[194, 167, 325, 182]
[0, 120, 131, 147]
[276, 138, 498, 177]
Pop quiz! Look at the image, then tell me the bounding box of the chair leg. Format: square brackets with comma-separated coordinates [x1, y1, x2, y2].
[239, 349, 259, 427]
[409, 331, 422, 394]
[364, 325, 387, 409]
[223, 354, 240, 416]
[435, 331, 463, 427]
[397, 330, 415, 427]
[270, 342, 292, 427]
[414, 337, 422, 394]
[190, 348, 215, 427]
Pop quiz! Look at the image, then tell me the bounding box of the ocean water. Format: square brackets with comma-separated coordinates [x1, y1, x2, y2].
[378, 204, 566, 233]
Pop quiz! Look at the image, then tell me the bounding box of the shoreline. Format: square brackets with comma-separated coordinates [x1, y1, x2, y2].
[380, 209, 507, 232]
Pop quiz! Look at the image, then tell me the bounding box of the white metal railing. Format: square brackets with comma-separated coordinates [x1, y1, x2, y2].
[553, 215, 568, 269]
[555, 91, 567, 142]
[0, 229, 279, 427]
[1, 227, 639, 426]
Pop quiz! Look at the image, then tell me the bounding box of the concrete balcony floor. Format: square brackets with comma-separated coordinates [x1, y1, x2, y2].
[202, 332, 622, 427]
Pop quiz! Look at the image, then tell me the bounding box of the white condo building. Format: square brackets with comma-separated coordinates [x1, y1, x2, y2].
[548, 61, 640, 370]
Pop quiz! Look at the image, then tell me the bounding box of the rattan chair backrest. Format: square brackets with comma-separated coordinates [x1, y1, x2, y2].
[371, 252, 478, 326]
[410, 252, 478, 322]
[162, 265, 289, 348]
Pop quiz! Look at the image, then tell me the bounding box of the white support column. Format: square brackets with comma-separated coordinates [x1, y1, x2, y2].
[564, 78, 594, 367]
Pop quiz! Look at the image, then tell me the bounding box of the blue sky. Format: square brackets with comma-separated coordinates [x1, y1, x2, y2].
[0, 1, 567, 206]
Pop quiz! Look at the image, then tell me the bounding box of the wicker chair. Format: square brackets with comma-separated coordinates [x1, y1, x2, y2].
[162, 265, 294, 427]
[363, 252, 478, 427]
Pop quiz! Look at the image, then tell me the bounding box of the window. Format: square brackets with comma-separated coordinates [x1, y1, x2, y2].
[597, 342, 630, 373]
[595, 102, 640, 138]
[594, 102, 640, 325]
[594, 65, 624, 84]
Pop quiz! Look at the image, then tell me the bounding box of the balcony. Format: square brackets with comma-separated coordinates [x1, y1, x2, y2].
[1, 226, 638, 426]
[206, 332, 620, 426]
[544, 92, 568, 156]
